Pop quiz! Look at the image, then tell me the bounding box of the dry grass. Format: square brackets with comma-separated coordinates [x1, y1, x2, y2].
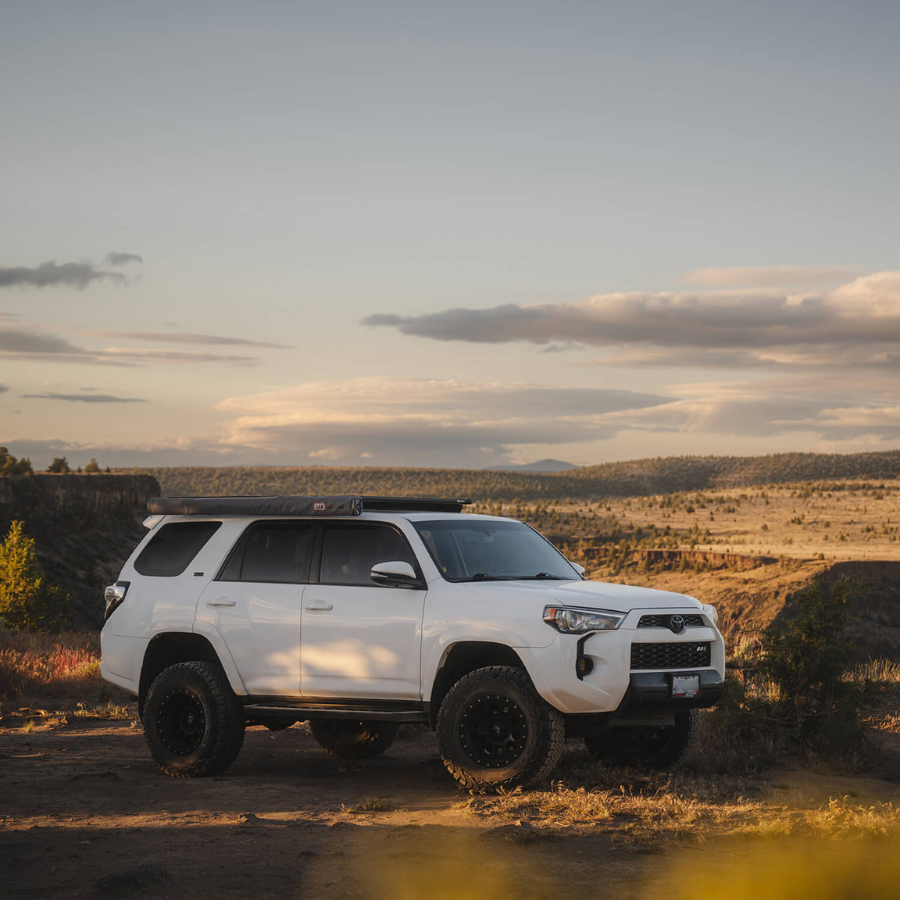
[0, 630, 133, 719]
[463, 773, 900, 847]
[854, 659, 900, 684]
[344, 796, 395, 813]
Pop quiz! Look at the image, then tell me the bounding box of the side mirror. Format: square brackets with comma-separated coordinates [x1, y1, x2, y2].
[569, 562, 586, 577]
[371, 560, 420, 588]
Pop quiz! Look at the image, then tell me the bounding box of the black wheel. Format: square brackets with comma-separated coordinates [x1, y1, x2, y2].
[436, 665, 564, 792]
[144, 661, 245, 778]
[584, 708, 700, 769]
[309, 720, 401, 760]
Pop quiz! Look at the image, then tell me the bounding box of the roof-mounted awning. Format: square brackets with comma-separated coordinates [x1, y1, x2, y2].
[146, 495, 471, 517]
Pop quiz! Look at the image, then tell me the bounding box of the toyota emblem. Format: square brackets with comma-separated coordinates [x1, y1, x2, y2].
[669, 614, 686, 634]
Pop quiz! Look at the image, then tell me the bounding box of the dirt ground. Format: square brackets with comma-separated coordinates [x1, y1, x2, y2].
[4, 719, 900, 900]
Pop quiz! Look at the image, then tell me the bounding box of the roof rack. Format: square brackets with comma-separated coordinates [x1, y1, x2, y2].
[359, 496, 471, 513]
[146, 495, 471, 517]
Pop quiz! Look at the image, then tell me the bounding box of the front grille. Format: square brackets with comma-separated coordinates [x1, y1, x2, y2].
[638, 614, 705, 629]
[631, 641, 711, 670]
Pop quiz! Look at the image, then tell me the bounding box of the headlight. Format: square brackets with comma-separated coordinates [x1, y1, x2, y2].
[702, 603, 718, 626]
[543, 605, 625, 634]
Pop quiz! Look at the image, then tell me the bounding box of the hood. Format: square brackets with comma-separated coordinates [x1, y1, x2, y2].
[473, 578, 701, 613]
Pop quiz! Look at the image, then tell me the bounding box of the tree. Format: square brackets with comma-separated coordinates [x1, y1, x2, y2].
[47, 457, 71, 474]
[0, 447, 33, 477]
[84, 458, 101, 474]
[0, 521, 70, 632]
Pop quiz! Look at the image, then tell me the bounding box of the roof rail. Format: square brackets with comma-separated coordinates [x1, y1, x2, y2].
[146, 495, 471, 517]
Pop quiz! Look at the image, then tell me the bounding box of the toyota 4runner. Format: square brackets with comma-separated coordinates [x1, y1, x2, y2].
[101, 495, 725, 791]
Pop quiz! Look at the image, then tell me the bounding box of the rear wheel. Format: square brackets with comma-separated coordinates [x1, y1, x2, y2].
[309, 720, 401, 760]
[144, 661, 245, 778]
[437, 665, 564, 791]
[584, 708, 700, 769]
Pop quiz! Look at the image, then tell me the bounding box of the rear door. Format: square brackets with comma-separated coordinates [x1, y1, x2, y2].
[299, 521, 426, 700]
[196, 520, 314, 697]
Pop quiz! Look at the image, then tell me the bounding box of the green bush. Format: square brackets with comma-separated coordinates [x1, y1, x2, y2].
[699, 576, 873, 772]
[0, 521, 71, 633]
[763, 575, 873, 750]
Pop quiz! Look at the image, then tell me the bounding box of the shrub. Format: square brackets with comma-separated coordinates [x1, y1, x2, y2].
[699, 576, 874, 771]
[763, 575, 873, 750]
[0, 521, 71, 632]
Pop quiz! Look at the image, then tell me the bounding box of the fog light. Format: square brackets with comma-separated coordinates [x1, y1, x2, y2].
[577, 657, 594, 677]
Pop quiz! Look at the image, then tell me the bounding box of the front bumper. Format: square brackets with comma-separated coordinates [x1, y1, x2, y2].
[616, 670, 723, 713]
[519, 607, 726, 715]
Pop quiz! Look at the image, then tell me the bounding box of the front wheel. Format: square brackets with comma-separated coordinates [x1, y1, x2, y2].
[584, 708, 700, 769]
[436, 665, 564, 792]
[143, 661, 245, 778]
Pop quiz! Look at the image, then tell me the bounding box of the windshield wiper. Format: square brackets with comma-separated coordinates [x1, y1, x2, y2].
[520, 572, 568, 580]
[466, 573, 507, 581]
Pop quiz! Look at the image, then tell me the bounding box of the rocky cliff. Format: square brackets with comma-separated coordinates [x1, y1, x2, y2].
[0, 474, 160, 630]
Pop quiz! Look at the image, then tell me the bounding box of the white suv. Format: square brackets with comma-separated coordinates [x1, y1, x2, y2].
[101, 495, 725, 791]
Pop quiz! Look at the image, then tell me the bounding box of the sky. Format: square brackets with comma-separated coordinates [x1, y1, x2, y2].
[2, 0, 899, 470]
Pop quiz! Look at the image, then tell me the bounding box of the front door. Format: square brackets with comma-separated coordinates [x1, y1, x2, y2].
[299, 522, 426, 700]
[197, 520, 315, 697]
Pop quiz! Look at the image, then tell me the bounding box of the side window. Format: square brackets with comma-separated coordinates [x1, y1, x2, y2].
[319, 524, 417, 587]
[134, 522, 221, 577]
[218, 522, 315, 584]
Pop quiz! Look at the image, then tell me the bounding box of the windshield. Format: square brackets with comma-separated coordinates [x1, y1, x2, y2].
[413, 519, 580, 582]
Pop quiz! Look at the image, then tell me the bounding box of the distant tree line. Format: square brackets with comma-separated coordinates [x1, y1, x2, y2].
[122, 448, 900, 503]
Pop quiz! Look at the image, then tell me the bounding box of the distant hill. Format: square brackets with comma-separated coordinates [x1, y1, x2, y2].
[123, 448, 900, 503]
[491, 459, 578, 473]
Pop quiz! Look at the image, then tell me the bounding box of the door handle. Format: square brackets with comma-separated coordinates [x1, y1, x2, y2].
[304, 600, 333, 611]
[206, 598, 236, 607]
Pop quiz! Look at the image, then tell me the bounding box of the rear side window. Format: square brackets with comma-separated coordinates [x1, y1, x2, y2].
[134, 522, 221, 577]
[319, 523, 417, 586]
[218, 522, 315, 584]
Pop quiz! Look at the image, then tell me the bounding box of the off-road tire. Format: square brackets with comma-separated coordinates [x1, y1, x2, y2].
[436, 665, 564, 792]
[144, 661, 245, 778]
[309, 720, 401, 760]
[584, 708, 701, 769]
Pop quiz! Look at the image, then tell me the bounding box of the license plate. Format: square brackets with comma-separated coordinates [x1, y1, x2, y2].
[671, 675, 700, 699]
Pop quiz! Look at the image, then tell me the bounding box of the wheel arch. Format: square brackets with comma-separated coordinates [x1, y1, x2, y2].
[139, 632, 224, 720]
[427, 641, 527, 729]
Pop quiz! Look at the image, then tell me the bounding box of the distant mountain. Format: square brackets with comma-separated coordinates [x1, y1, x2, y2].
[491, 459, 579, 473]
[124, 447, 900, 505]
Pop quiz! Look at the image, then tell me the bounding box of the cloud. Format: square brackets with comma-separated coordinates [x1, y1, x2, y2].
[0, 329, 87, 356]
[212, 377, 673, 466]
[0, 327, 260, 366]
[90, 330, 293, 349]
[103, 252, 143, 266]
[602, 380, 900, 443]
[363, 272, 900, 371]
[21, 392, 147, 404]
[99, 348, 261, 365]
[0, 260, 126, 290]
[685, 266, 856, 288]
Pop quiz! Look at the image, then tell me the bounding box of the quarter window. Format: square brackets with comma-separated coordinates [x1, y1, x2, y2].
[319, 523, 417, 586]
[134, 522, 221, 578]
